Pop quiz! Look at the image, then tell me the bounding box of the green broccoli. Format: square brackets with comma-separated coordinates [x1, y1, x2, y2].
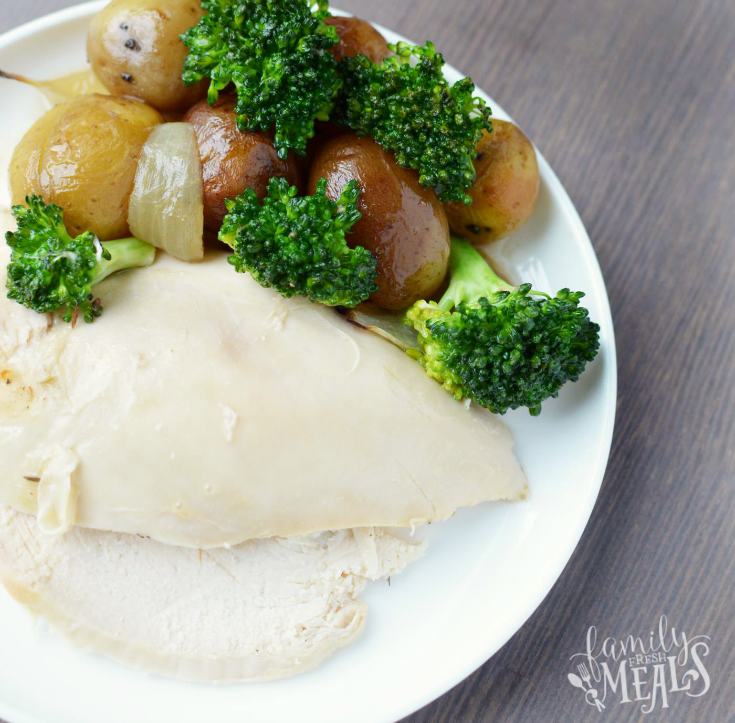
[5, 196, 156, 323]
[181, 0, 341, 158]
[334, 41, 492, 204]
[220, 176, 378, 307]
[404, 237, 600, 415]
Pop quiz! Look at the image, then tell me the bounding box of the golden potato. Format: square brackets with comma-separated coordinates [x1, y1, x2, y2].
[88, 0, 206, 113]
[445, 120, 540, 243]
[325, 16, 392, 63]
[184, 96, 303, 232]
[309, 134, 450, 311]
[10, 94, 162, 241]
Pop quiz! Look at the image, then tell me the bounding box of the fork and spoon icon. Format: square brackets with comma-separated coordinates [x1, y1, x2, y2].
[568, 663, 606, 712]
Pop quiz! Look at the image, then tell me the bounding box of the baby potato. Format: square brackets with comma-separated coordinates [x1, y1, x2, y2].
[184, 96, 303, 232]
[444, 120, 540, 243]
[309, 134, 450, 311]
[325, 16, 391, 63]
[303, 120, 345, 173]
[10, 94, 162, 241]
[88, 0, 206, 113]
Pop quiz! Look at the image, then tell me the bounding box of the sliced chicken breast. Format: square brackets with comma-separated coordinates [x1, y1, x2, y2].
[0, 507, 425, 683]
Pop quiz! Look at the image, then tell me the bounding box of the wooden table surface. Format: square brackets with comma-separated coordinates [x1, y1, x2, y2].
[1, 1, 733, 722]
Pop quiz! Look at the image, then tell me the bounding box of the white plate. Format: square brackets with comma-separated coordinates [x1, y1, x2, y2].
[0, 4, 616, 723]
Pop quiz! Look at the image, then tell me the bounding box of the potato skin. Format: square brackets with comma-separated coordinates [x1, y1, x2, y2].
[10, 94, 162, 241]
[184, 96, 303, 232]
[303, 120, 345, 174]
[88, 0, 206, 113]
[444, 120, 540, 243]
[309, 134, 450, 311]
[325, 16, 391, 63]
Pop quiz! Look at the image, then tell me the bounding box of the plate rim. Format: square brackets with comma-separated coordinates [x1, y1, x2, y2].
[0, 4, 617, 723]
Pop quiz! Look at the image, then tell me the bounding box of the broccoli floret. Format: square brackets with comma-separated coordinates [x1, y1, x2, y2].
[404, 237, 600, 415]
[220, 177, 378, 307]
[5, 196, 156, 323]
[181, 0, 341, 158]
[334, 41, 491, 203]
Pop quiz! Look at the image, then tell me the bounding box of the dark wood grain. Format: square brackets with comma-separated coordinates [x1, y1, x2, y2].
[1, 1, 734, 722]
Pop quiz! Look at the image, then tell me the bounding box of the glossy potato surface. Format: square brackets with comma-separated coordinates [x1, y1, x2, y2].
[445, 120, 540, 243]
[88, 0, 206, 113]
[325, 16, 391, 63]
[184, 96, 303, 232]
[10, 94, 163, 240]
[309, 134, 450, 311]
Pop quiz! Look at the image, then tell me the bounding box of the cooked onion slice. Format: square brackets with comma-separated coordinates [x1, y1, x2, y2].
[337, 303, 419, 351]
[129, 123, 204, 261]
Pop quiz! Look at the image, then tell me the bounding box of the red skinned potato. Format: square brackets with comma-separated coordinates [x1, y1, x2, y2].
[88, 0, 207, 113]
[303, 120, 345, 173]
[444, 120, 540, 243]
[308, 134, 450, 311]
[184, 96, 303, 232]
[325, 16, 391, 63]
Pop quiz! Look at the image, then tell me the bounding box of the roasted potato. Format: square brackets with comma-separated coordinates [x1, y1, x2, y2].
[309, 134, 450, 311]
[88, 0, 206, 113]
[184, 96, 303, 232]
[303, 120, 345, 174]
[10, 94, 162, 241]
[325, 16, 392, 63]
[444, 119, 540, 243]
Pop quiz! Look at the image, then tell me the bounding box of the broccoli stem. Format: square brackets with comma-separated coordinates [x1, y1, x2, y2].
[439, 237, 515, 311]
[95, 238, 157, 285]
